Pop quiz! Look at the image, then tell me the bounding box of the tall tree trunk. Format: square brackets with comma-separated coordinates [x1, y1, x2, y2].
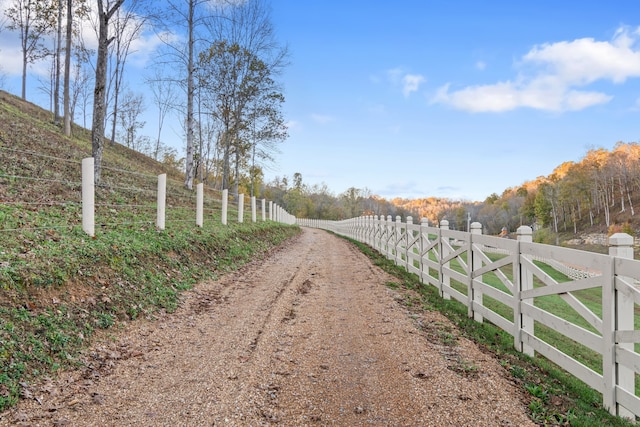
[619, 177, 626, 213]
[54, 0, 63, 124]
[222, 129, 230, 190]
[92, 8, 108, 184]
[250, 144, 256, 198]
[109, 65, 120, 145]
[91, 0, 124, 185]
[21, 45, 27, 100]
[198, 89, 203, 182]
[184, 0, 195, 190]
[63, 0, 72, 136]
[233, 145, 239, 196]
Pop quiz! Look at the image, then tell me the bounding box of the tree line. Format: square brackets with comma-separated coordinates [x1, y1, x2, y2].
[264, 142, 640, 240]
[262, 173, 416, 222]
[2, 0, 287, 192]
[394, 142, 640, 238]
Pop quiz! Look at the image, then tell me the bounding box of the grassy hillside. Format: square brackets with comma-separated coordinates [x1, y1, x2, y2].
[0, 90, 299, 410]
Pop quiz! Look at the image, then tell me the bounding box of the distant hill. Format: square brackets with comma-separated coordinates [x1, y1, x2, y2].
[388, 142, 640, 240]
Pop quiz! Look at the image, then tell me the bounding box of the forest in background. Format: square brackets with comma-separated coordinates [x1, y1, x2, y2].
[265, 142, 640, 240]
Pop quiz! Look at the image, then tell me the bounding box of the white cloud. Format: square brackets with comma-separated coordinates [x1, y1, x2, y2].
[385, 68, 426, 97]
[433, 26, 640, 112]
[0, 37, 23, 75]
[0, 3, 170, 78]
[475, 61, 486, 71]
[523, 28, 640, 84]
[310, 113, 335, 124]
[433, 80, 612, 113]
[402, 74, 425, 97]
[128, 30, 173, 68]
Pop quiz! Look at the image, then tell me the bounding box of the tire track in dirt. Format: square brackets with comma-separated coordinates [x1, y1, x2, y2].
[0, 228, 534, 426]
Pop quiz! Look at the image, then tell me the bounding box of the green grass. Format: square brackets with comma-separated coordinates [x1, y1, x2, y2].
[349, 237, 637, 426]
[437, 247, 640, 398]
[0, 215, 300, 411]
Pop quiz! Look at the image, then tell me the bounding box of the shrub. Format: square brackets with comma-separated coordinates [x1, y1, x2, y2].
[533, 227, 555, 244]
[608, 222, 635, 237]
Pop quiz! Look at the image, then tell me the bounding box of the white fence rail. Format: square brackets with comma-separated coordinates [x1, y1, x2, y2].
[298, 215, 640, 421]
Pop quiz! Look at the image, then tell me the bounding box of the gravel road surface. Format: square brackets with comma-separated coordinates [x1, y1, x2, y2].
[1, 228, 534, 426]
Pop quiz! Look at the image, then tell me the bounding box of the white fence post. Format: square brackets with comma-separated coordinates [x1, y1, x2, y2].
[221, 189, 228, 225]
[377, 215, 383, 252]
[251, 196, 256, 222]
[261, 198, 266, 221]
[516, 225, 534, 356]
[471, 222, 483, 322]
[405, 216, 413, 271]
[385, 215, 393, 259]
[156, 173, 166, 231]
[81, 157, 95, 237]
[372, 215, 379, 251]
[269, 201, 273, 221]
[394, 215, 402, 263]
[196, 183, 203, 227]
[608, 233, 635, 420]
[440, 219, 450, 300]
[419, 218, 428, 285]
[238, 194, 244, 223]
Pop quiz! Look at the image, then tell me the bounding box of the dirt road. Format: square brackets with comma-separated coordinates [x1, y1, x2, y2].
[1, 228, 534, 426]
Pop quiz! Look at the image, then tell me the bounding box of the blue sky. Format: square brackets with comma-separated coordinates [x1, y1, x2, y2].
[266, 0, 640, 201]
[2, 1, 640, 202]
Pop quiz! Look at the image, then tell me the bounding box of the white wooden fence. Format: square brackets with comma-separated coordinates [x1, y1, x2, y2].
[298, 215, 640, 421]
[80, 157, 295, 236]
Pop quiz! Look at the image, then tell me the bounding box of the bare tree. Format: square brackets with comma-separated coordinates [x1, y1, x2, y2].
[71, 47, 93, 128]
[62, 0, 89, 135]
[200, 115, 222, 184]
[91, 0, 124, 184]
[5, 0, 56, 100]
[184, 0, 195, 190]
[63, 0, 72, 135]
[72, 22, 94, 128]
[117, 89, 145, 149]
[151, 0, 226, 190]
[146, 70, 176, 160]
[53, 0, 63, 123]
[107, 6, 145, 147]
